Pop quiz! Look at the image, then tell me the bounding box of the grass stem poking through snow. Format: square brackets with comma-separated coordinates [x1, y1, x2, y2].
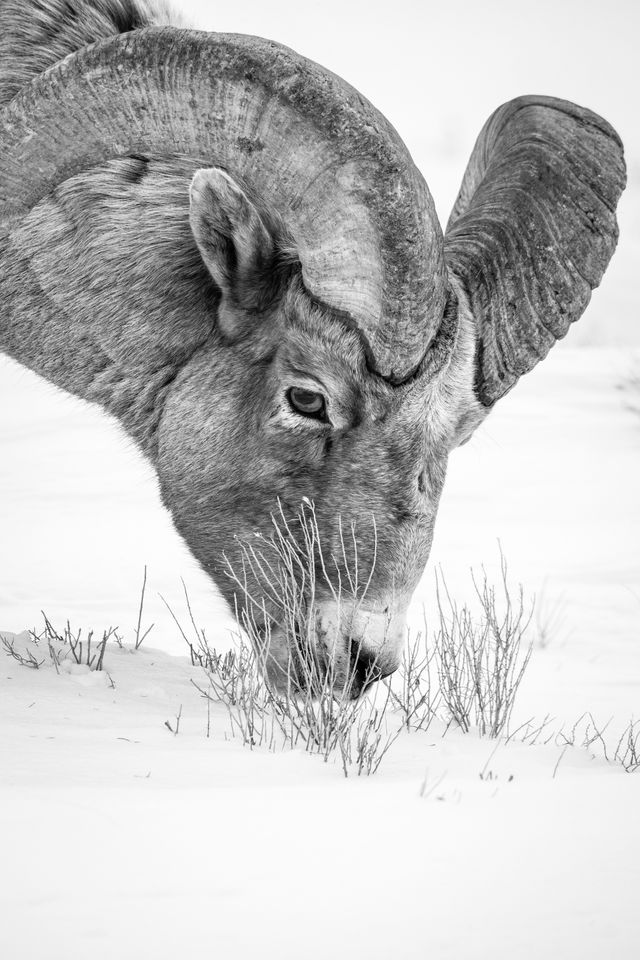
[1, 634, 44, 669]
[180, 527, 541, 768]
[176, 499, 398, 775]
[222, 497, 379, 699]
[36, 613, 114, 671]
[556, 712, 640, 773]
[189, 631, 401, 776]
[434, 552, 533, 738]
[614, 720, 640, 773]
[164, 704, 182, 736]
[387, 622, 440, 733]
[134, 565, 154, 650]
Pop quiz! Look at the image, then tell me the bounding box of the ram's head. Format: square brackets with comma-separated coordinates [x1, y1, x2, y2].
[0, 17, 625, 695]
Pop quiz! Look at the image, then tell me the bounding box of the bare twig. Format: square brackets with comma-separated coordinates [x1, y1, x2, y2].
[1, 635, 44, 669]
[164, 704, 183, 736]
[434, 551, 533, 738]
[134, 565, 154, 650]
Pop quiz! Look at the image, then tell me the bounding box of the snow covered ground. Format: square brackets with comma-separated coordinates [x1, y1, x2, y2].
[3, 1, 639, 955]
[1, 346, 639, 958]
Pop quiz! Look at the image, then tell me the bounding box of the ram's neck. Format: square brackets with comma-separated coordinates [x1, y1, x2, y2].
[0, 251, 178, 461]
[0, 161, 218, 461]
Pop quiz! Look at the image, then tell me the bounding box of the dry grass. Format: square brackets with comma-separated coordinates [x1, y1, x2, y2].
[190, 500, 402, 774]
[34, 613, 116, 672]
[387, 626, 440, 733]
[1, 633, 44, 669]
[186, 623, 401, 776]
[434, 554, 533, 738]
[222, 497, 379, 696]
[159, 569, 387, 774]
[2, 617, 116, 673]
[134, 564, 155, 650]
[556, 711, 640, 774]
[614, 720, 640, 773]
[5, 505, 633, 777]
[1, 571, 152, 676]
[183, 507, 535, 772]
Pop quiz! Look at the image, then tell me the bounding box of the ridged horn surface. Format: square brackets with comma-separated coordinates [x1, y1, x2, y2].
[0, 27, 446, 381]
[445, 95, 626, 406]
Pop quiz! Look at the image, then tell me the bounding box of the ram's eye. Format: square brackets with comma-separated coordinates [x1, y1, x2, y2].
[287, 386, 327, 421]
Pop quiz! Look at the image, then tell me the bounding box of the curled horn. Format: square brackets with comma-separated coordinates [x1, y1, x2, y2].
[0, 27, 446, 382]
[445, 95, 626, 406]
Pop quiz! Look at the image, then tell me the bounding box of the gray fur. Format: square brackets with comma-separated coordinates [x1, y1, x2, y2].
[0, 0, 180, 107]
[0, 1, 623, 695]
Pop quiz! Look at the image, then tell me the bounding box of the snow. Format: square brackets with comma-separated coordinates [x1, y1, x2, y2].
[1, 346, 639, 958]
[2, 4, 640, 951]
[1, 632, 639, 960]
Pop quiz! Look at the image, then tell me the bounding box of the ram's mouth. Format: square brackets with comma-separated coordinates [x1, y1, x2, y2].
[346, 639, 386, 697]
[257, 619, 390, 701]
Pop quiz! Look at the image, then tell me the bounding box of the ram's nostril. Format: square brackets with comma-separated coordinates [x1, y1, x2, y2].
[417, 469, 427, 494]
[347, 642, 383, 698]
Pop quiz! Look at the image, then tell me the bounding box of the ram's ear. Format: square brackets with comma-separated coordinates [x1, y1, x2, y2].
[189, 168, 282, 338]
[445, 95, 626, 407]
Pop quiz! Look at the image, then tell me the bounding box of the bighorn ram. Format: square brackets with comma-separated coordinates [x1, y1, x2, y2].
[0, 0, 626, 695]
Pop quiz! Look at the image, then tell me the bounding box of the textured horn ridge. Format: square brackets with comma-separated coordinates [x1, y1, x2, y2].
[0, 27, 446, 380]
[445, 95, 626, 406]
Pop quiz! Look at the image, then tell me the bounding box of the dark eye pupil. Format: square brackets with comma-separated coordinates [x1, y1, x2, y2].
[288, 387, 326, 418]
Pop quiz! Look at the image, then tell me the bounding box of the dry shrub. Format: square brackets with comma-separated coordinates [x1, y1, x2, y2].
[2, 616, 116, 673]
[387, 626, 440, 733]
[434, 554, 533, 738]
[1, 633, 44, 669]
[223, 497, 379, 696]
[556, 711, 640, 774]
[186, 508, 535, 771]
[614, 720, 640, 773]
[2, 572, 153, 677]
[190, 630, 400, 776]
[181, 499, 400, 775]
[35, 613, 116, 672]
